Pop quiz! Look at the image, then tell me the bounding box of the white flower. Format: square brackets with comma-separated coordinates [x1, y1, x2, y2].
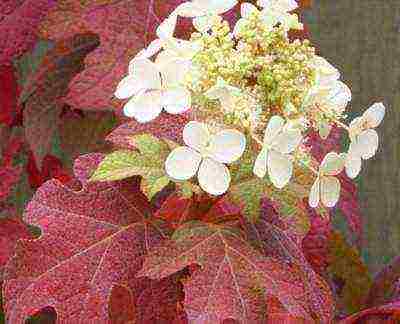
[114, 57, 191, 123]
[257, 0, 302, 30]
[175, 0, 238, 32]
[309, 55, 341, 85]
[204, 77, 242, 112]
[309, 152, 345, 208]
[345, 102, 386, 178]
[233, 3, 259, 37]
[165, 121, 246, 195]
[253, 115, 302, 188]
[136, 14, 201, 61]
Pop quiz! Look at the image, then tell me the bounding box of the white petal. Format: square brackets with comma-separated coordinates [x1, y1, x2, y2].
[156, 14, 177, 39]
[264, 115, 285, 145]
[271, 129, 302, 154]
[253, 147, 268, 178]
[267, 150, 293, 189]
[309, 178, 320, 208]
[326, 81, 352, 111]
[211, 0, 238, 14]
[312, 56, 340, 85]
[159, 58, 191, 86]
[193, 15, 214, 32]
[241, 2, 258, 17]
[345, 152, 362, 179]
[198, 158, 231, 195]
[363, 102, 386, 128]
[165, 146, 202, 181]
[209, 129, 246, 163]
[162, 87, 191, 114]
[115, 74, 142, 99]
[175, 2, 207, 17]
[135, 39, 163, 59]
[320, 152, 344, 176]
[233, 18, 247, 37]
[123, 91, 163, 123]
[320, 176, 341, 208]
[127, 58, 161, 90]
[357, 129, 379, 160]
[183, 121, 211, 151]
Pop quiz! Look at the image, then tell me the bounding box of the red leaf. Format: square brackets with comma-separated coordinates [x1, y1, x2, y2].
[36, 0, 190, 110]
[0, 65, 22, 126]
[22, 33, 100, 167]
[107, 112, 189, 150]
[139, 221, 317, 323]
[0, 218, 32, 279]
[2, 153, 168, 323]
[242, 199, 334, 323]
[26, 152, 71, 189]
[0, 0, 55, 65]
[0, 166, 22, 203]
[339, 301, 400, 324]
[266, 296, 309, 324]
[302, 203, 332, 275]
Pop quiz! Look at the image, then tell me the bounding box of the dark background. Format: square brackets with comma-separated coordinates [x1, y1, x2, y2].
[304, 0, 400, 273]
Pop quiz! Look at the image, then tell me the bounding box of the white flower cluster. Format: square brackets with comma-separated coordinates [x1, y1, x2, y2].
[114, 0, 386, 208]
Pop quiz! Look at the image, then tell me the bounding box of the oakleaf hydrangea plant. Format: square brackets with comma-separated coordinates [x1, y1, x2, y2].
[109, 0, 386, 209]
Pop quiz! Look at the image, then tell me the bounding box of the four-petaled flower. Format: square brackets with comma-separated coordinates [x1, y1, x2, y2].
[115, 56, 191, 123]
[253, 115, 302, 189]
[175, 0, 238, 32]
[345, 102, 386, 178]
[309, 152, 345, 208]
[165, 121, 246, 195]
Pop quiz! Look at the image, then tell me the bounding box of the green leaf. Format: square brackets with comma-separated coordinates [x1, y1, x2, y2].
[141, 175, 170, 200]
[90, 135, 171, 199]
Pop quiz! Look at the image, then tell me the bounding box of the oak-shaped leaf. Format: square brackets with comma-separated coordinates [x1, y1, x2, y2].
[2, 153, 173, 323]
[38, 0, 191, 110]
[0, 218, 32, 280]
[0, 0, 55, 65]
[20, 33, 100, 168]
[139, 221, 316, 323]
[0, 65, 22, 126]
[241, 199, 334, 323]
[339, 301, 400, 324]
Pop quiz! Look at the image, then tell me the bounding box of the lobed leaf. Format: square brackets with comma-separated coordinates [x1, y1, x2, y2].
[2, 153, 173, 323]
[139, 221, 317, 323]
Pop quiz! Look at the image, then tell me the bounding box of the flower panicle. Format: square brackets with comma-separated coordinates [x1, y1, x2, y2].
[113, 0, 387, 209]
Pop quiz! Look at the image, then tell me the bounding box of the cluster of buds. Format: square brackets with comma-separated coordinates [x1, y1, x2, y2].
[115, 0, 386, 208]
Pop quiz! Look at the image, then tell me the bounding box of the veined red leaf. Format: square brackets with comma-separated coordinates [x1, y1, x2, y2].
[0, 166, 22, 203]
[2, 153, 170, 323]
[107, 112, 189, 150]
[21, 33, 100, 167]
[0, 218, 32, 280]
[139, 221, 317, 323]
[0, 0, 55, 65]
[339, 301, 400, 324]
[37, 0, 191, 110]
[0, 65, 22, 126]
[242, 199, 334, 323]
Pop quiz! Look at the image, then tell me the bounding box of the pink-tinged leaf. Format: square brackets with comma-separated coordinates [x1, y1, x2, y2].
[364, 255, 400, 308]
[0, 166, 22, 203]
[154, 193, 194, 229]
[139, 221, 316, 323]
[242, 199, 334, 323]
[266, 296, 309, 324]
[2, 153, 171, 323]
[135, 274, 186, 324]
[108, 285, 135, 324]
[22, 33, 100, 167]
[107, 113, 189, 150]
[301, 201, 332, 275]
[0, 0, 55, 65]
[0, 218, 32, 280]
[0, 65, 22, 126]
[339, 301, 400, 324]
